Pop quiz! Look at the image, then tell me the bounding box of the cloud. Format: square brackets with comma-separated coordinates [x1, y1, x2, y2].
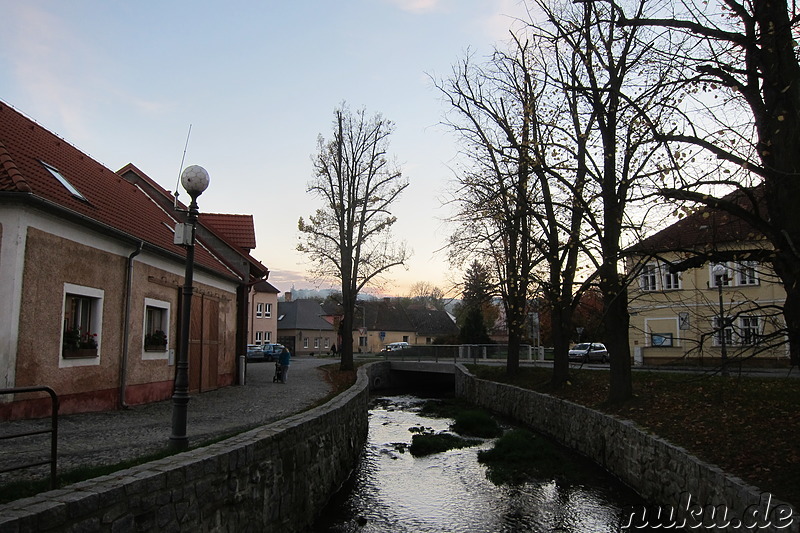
[483, 0, 533, 42]
[385, 0, 443, 14]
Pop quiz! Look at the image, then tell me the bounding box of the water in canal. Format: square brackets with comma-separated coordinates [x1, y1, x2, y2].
[314, 395, 668, 533]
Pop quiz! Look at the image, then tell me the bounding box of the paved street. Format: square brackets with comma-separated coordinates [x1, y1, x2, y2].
[0, 356, 334, 487]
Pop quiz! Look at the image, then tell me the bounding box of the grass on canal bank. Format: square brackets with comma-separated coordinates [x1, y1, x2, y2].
[468, 364, 800, 508]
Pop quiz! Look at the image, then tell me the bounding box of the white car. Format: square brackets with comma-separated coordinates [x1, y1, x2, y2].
[568, 342, 609, 363]
[381, 342, 410, 352]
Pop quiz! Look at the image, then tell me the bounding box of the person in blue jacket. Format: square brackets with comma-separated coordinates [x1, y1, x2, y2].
[278, 347, 291, 383]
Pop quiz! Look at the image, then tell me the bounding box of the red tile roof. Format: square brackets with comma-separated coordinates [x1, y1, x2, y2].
[0, 102, 240, 279]
[628, 187, 767, 254]
[200, 213, 257, 251]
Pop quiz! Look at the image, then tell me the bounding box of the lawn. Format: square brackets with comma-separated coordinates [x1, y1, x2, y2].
[468, 364, 800, 508]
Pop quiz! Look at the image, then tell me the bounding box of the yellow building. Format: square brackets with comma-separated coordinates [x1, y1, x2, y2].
[627, 195, 788, 367]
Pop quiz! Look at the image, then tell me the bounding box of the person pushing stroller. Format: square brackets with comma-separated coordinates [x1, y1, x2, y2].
[274, 347, 291, 383]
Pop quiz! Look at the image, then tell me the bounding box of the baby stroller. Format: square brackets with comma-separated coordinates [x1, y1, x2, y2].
[273, 361, 283, 383]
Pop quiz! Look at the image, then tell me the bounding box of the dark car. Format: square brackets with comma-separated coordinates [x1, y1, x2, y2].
[246, 344, 268, 362]
[568, 342, 609, 363]
[246, 344, 284, 362]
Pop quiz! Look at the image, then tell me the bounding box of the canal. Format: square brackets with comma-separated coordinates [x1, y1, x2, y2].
[314, 394, 670, 532]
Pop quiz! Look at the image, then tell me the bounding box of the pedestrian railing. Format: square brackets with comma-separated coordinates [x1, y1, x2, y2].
[0, 386, 59, 489]
[380, 344, 547, 364]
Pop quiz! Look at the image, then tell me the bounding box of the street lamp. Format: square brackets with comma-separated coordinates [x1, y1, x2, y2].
[170, 165, 210, 450]
[712, 263, 729, 376]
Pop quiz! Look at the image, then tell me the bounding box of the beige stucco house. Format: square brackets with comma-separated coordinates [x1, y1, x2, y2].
[0, 102, 268, 419]
[626, 190, 787, 366]
[249, 280, 280, 345]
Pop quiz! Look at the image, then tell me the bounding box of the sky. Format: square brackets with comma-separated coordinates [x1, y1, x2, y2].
[0, 0, 531, 297]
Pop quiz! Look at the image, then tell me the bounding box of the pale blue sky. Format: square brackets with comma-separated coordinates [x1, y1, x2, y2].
[0, 0, 529, 296]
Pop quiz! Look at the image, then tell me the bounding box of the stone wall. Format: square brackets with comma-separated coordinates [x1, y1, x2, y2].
[0, 365, 372, 533]
[455, 364, 799, 533]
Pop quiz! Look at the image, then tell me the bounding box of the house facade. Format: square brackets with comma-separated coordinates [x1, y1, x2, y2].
[249, 280, 280, 345]
[0, 102, 268, 419]
[626, 193, 787, 366]
[277, 296, 336, 355]
[318, 298, 458, 353]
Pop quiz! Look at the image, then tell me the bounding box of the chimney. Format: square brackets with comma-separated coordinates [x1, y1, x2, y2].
[285, 291, 292, 302]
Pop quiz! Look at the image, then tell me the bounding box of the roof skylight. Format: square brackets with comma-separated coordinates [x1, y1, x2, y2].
[41, 161, 87, 201]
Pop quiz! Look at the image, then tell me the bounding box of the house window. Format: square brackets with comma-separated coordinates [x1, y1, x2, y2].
[265, 303, 272, 318]
[61, 283, 103, 365]
[403, 335, 410, 343]
[256, 303, 264, 318]
[142, 299, 170, 356]
[737, 261, 759, 286]
[711, 263, 731, 288]
[650, 333, 673, 347]
[324, 338, 330, 349]
[640, 264, 658, 291]
[314, 338, 320, 349]
[663, 268, 681, 290]
[359, 336, 367, 347]
[255, 331, 263, 344]
[738, 316, 760, 345]
[42, 161, 87, 201]
[713, 316, 734, 347]
[303, 338, 309, 349]
[265, 331, 271, 342]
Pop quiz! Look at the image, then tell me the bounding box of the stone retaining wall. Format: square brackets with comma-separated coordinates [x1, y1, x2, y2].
[455, 364, 799, 533]
[0, 365, 373, 532]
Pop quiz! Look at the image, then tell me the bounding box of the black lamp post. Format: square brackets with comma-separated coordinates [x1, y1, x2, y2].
[712, 263, 729, 376]
[170, 165, 210, 450]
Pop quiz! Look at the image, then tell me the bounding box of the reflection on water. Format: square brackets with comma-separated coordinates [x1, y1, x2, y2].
[315, 395, 669, 533]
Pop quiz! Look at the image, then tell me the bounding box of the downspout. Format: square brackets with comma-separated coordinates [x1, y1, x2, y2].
[120, 241, 143, 408]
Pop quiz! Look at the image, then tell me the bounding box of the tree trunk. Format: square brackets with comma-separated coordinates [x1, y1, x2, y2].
[600, 264, 632, 402]
[550, 302, 572, 388]
[339, 307, 354, 371]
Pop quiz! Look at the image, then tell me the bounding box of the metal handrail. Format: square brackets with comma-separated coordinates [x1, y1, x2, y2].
[0, 386, 59, 489]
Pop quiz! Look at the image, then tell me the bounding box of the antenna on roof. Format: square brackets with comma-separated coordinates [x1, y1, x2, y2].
[174, 124, 192, 209]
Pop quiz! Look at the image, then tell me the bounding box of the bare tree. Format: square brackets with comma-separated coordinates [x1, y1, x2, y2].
[436, 41, 541, 375]
[616, 0, 800, 367]
[298, 104, 409, 370]
[532, 0, 683, 401]
[407, 281, 446, 310]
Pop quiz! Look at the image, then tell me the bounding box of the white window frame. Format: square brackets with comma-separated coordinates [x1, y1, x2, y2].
[255, 331, 263, 344]
[60, 283, 103, 368]
[256, 302, 264, 318]
[303, 337, 309, 349]
[265, 331, 271, 342]
[662, 267, 681, 290]
[640, 263, 658, 291]
[736, 261, 759, 286]
[314, 338, 320, 349]
[712, 316, 734, 347]
[142, 298, 170, 360]
[265, 303, 272, 318]
[738, 316, 760, 346]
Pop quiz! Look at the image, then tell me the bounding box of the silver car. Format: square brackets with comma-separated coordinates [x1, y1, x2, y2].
[568, 342, 608, 363]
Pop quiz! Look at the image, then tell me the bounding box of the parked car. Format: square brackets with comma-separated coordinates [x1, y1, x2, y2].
[380, 342, 410, 353]
[246, 344, 268, 362]
[246, 343, 286, 362]
[568, 342, 608, 363]
[262, 343, 288, 361]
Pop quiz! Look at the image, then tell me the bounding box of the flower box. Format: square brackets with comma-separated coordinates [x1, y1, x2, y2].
[144, 343, 167, 352]
[62, 348, 98, 359]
